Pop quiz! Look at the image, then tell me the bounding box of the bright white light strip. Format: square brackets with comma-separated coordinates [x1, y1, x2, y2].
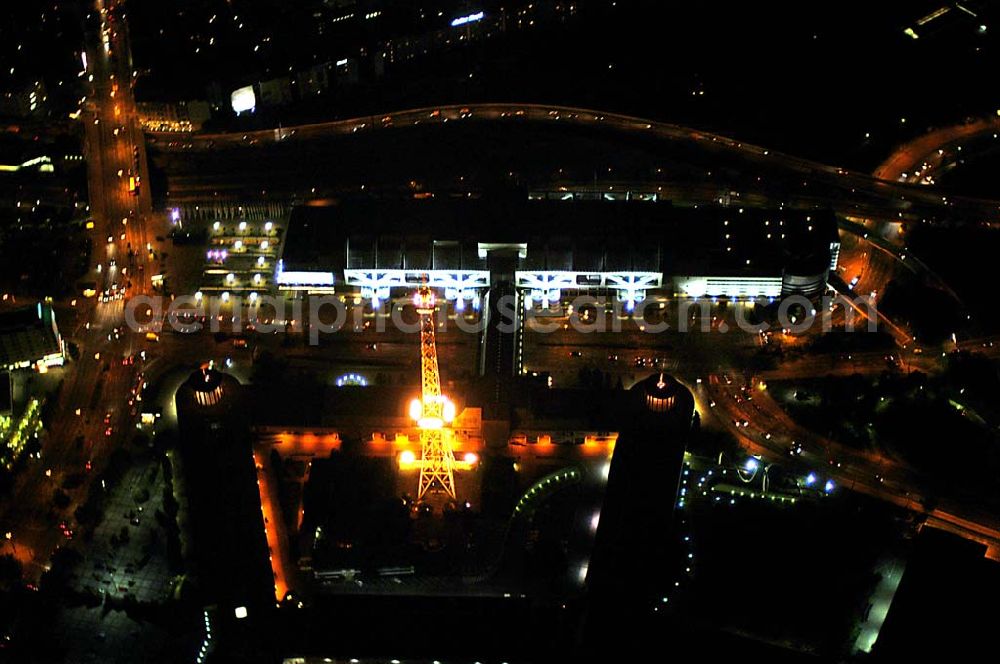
[276, 271, 334, 286]
[516, 271, 662, 290]
[675, 275, 782, 298]
[451, 11, 484, 27]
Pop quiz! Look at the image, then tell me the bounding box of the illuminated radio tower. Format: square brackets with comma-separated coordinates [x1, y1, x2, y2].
[410, 287, 457, 501]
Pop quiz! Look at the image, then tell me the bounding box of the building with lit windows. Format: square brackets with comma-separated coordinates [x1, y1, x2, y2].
[0, 302, 66, 371]
[136, 100, 211, 132]
[177, 360, 697, 660]
[274, 196, 840, 305]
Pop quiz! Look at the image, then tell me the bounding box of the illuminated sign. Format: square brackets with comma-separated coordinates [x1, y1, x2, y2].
[230, 86, 256, 115]
[451, 11, 484, 27]
[276, 271, 335, 286]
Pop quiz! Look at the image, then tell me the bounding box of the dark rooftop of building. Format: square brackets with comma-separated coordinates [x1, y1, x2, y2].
[0, 303, 62, 367]
[174, 371, 275, 619]
[0, 371, 10, 415]
[280, 197, 838, 280]
[873, 528, 1000, 660]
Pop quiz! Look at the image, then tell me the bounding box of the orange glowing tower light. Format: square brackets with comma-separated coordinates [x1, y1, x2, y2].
[411, 287, 457, 501]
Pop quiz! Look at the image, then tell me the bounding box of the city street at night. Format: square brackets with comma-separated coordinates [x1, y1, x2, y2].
[2, 2, 1000, 663]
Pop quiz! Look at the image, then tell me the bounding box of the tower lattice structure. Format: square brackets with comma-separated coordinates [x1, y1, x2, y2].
[415, 288, 456, 501]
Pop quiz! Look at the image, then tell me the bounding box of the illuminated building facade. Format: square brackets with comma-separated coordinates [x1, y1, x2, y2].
[275, 197, 840, 304]
[137, 100, 211, 132]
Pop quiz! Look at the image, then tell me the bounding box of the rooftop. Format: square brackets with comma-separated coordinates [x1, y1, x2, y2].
[0, 303, 62, 368]
[279, 197, 838, 280]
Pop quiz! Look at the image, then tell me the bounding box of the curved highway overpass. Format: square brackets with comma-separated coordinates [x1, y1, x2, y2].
[150, 103, 1000, 225]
